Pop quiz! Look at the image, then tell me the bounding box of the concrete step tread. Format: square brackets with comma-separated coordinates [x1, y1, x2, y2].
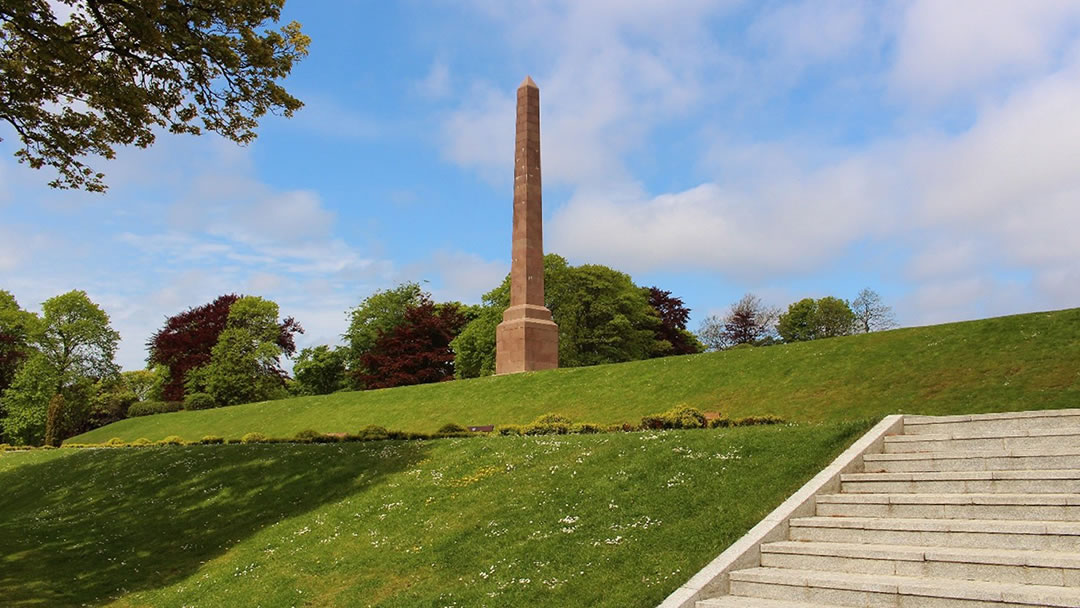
[729, 567, 1080, 605]
[865, 448, 1080, 461]
[791, 516, 1080, 534]
[817, 492, 1080, 505]
[904, 409, 1080, 425]
[886, 427, 1080, 442]
[698, 597, 841, 608]
[841, 469, 1080, 481]
[762, 540, 1080, 568]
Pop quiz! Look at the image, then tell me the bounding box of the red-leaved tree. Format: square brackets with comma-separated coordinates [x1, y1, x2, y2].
[358, 299, 467, 390]
[647, 287, 700, 356]
[147, 294, 302, 401]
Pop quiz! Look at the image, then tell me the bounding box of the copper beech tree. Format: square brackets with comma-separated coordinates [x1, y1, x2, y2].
[0, 0, 309, 191]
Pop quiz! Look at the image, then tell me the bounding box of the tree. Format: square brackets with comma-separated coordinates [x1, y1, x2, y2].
[359, 298, 468, 390]
[148, 294, 300, 401]
[1, 0, 310, 192]
[343, 282, 425, 386]
[852, 288, 898, 333]
[777, 296, 855, 343]
[697, 293, 779, 351]
[43, 393, 64, 447]
[292, 345, 347, 395]
[646, 287, 703, 356]
[1, 353, 58, 444]
[451, 254, 665, 376]
[0, 290, 38, 394]
[202, 296, 300, 406]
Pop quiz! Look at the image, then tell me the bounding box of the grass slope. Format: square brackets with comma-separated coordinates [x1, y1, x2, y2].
[0, 422, 869, 607]
[74, 308, 1080, 444]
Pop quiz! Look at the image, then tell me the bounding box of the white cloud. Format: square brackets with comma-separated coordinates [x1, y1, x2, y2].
[416, 60, 452, 99]
[748, 0, 869, 67]
[890, 0, 1080, 103]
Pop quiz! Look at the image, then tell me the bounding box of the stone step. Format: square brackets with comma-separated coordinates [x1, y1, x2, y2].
[789, 516, 1080, 552]
[697, 597, 841, 608]
[883, 428, 1080, 453]
[728, 567, 1080, 607]
[760, 541, 1080, 586]
[904, 409, 1080, 436]
[864, 448, 1080, 472]
[816, 492, 1080, 520]
[840, 469, 1080, 494]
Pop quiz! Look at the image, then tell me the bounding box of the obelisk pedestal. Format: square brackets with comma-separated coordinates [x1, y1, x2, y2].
[495, 76, 559, 374]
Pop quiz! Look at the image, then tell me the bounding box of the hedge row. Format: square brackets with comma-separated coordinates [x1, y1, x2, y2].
[43, 408, 785, 451]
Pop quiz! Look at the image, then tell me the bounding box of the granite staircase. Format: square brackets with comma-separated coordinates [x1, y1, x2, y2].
[700, 409, 1080, 608]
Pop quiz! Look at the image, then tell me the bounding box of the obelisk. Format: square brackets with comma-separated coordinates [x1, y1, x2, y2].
[495, 76, 559, 374]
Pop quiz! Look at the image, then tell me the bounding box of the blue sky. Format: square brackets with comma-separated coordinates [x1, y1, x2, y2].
[2, 0, 1080, 371]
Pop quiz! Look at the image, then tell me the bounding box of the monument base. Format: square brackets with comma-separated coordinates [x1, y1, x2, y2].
[495, 304, 559, 374]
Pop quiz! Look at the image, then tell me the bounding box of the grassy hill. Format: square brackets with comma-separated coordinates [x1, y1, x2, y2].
[0, 422, 870, 607]
[73, 307, 1080, 444]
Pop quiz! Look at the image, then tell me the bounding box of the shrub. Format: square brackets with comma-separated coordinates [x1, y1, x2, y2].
[130, 438, 152, 447]
[524, 422, 570, 435]
[532, 413, 573, 425]
[183, 392, 217, 411]
[496, 425, 525, 436]
[241, 432, 268, 444]
[355, 425, 390, 441]
[293, 429, 324, 443]
[708, 416, 732, 429]
[571, 422, 604, 434]
[127, 400, 183, 417]
[200, 435, 224, 444]
[0, 444, 9, 452]
[435, 423, 471, 438]
[105, 437, 126, 446]
[641, 405, 706, 430]
[733, 415, 785, 427]
[159, 435, 186, 445]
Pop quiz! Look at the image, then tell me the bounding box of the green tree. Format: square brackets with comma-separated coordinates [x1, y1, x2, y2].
[1, 290, 119, 443]
[292, 345, 347, 395]
[203, 296, 292, 406]
[451, 254, 663, 376]
[1, 0, 310, 191]
[0, 290, 39, 436]
[777, 296, 855, 343]
[343, 282, 424, 385]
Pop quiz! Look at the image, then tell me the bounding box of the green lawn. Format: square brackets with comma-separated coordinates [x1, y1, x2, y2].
[0, 421, 870, 607]
[73, 308, 1080, 444]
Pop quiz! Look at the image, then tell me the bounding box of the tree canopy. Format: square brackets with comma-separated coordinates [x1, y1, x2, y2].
[1, 0, 310, 191]
[358, 298, 467, 390]
[777, 296, 855, 342]
[451, 254, 670, 377]
[343, 281, 425, 386]
[698, 293, 779, 351]
[647, 287, 702, 356]
[852, 288, 898, 333]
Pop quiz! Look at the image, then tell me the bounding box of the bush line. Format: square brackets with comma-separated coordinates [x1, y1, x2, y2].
[2, 407, 785, 451]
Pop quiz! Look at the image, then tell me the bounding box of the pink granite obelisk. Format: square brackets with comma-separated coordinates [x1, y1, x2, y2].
[495, 76, 559, 374]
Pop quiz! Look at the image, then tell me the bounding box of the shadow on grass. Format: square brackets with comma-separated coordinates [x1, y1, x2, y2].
[0, 442, 428, 607]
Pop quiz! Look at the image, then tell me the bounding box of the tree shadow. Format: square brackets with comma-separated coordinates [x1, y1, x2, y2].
[0, 441, 429, 607]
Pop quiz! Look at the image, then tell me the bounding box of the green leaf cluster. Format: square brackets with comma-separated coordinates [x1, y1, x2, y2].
[777, 296, 856, 342]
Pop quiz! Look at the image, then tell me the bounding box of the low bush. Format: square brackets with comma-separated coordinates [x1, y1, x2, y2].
[183, 392, 217, 411]
[127, 400, 183, 417]
[355, 425, 390, 441]
[496, 424, 525, 436]
[158, 435, 186, 445]
[571, 422, 604, 434]
[708, 417, 732, 429]
[641, 406, 706, 430]
[435, 423, 472, 438]
[105, 437, 126, 446]
[241, 432, 269, 444]
[130, 438, 152, 447]
[532, 413, 572, 425]
[0, 443, 9, 452]
[293, 429, 324, 443]
[524, 422, 570, 435]
[733, 415, 785, 427]
[200, 436, 224, 445]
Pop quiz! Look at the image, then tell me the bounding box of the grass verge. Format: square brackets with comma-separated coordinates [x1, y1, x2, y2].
[0, 421, 870, 607]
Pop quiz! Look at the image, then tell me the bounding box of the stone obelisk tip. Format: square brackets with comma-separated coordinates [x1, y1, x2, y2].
[520, 75, 538, 89]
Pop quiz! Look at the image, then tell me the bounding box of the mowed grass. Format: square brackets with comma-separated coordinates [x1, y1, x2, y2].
[0, 421, 869, 607]
[73, 308, 1080, 444]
